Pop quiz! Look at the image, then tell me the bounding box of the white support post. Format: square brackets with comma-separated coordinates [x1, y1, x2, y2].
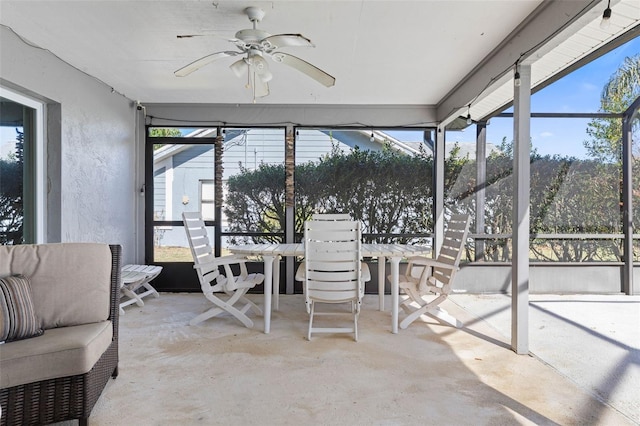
[434, 125, 446, 256]
[512, 63, 530, 355]
[476, 123, 487, 261]
[622, 107, 634, 295]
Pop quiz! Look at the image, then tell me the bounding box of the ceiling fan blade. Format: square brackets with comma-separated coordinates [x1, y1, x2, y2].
[261, 34, 314, 49]
[174, 51, 239, 77]
[270, 53, 335, 87]
[177, 34, 238, 42]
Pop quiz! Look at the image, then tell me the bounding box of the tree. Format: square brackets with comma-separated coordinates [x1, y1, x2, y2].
[584, 54, 640, 162]
[224, 142, 440, 245]
[225, 162, 286, 244]
[150, 128, 182, 150]
[448, 136, 624, 262]
[0, 129, 24, 244]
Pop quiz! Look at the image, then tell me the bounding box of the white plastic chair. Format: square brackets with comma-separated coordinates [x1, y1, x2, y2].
[182, 212, 263, 328]
[295, 214, 371, 282]
[395, 214, 471, 329]
[301, 218, 368, 341]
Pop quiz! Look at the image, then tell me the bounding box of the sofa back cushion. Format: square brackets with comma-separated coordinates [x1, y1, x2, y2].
[0, 243, 112, 329]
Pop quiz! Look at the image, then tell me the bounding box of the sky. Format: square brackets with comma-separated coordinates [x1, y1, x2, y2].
[1, 36, 639, 160]
[451, 36, 640, 159]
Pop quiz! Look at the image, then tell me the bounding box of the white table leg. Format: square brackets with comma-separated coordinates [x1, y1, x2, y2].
[262, 255, 276, 334]
[390, 256, 401, 334]
[273, 255, 280, 311]
[378, 256, 386, 311]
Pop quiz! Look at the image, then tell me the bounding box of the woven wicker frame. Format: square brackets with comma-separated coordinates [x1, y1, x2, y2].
[0, 244, 121, 426]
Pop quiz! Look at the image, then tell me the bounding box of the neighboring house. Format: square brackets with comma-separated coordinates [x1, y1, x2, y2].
[153, 128, 426, 248]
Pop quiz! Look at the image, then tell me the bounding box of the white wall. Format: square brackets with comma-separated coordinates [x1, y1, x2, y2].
[0, 26, 139, 263]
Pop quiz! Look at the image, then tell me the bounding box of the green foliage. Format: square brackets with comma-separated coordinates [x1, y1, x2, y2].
[447, 134, 625, 262]
[0, 129, 24, 244]
[225, 163, 286, 244]
[224, 142, 443, 245]
[297, 143, 436, 243]
[222, 132, 628, 261]
[149, 128, 182, 151]
[584, 54, 640, 163]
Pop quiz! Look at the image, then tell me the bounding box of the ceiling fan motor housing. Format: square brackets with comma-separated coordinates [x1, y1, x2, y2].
[235, 29, 271, 44]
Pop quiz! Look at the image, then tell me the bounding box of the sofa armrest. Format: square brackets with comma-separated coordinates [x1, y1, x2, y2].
[109, 245, 122, 344]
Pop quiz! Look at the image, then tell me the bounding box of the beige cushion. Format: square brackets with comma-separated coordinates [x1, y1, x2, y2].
[0, 243, 112, 329]
[0, 321, 113, 388]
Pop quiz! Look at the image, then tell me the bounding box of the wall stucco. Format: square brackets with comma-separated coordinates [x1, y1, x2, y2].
[1, 26, 138, 263]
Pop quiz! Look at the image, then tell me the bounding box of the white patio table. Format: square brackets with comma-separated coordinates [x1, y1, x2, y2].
[228, 243, 431, 334]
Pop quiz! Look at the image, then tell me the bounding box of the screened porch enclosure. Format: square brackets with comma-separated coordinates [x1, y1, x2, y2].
[145, 96, 639, 295]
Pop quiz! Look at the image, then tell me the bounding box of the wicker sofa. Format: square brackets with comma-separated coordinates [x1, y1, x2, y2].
[0, 243, 120, 426]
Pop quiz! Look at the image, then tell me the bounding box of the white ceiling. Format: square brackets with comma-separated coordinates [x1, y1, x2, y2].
[1, 0, 638, 123]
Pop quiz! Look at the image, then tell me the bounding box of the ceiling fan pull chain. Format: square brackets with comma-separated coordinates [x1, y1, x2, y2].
[252, 70, 257, 104]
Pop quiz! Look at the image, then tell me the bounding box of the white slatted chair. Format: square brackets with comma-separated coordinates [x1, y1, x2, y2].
[295, 214, 371, 282]
[395, 214, 471, 329]
[302, 219, 368, 341]
[182, 212, 263, 328]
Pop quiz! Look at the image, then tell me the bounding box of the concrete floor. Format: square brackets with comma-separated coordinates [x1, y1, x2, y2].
[82, 292, 638, 425]
[450, 293, 640, 425]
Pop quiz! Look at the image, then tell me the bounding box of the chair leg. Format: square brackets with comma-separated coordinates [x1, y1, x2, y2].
[121, 284, 145, 307]
[308, 302, 315, 341]
[190, 290, 256, 328]
[399, 293, 462, 329]
[189, 306, 225, 326]
[353, 309, 358, 342]
[399, 296, 413, 314]
[209, 293, 254, 328]
[239, 295, 263, 315]
[426, 306, 463, 328]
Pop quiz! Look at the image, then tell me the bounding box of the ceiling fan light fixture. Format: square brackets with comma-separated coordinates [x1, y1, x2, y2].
[230, 58, 248, 78]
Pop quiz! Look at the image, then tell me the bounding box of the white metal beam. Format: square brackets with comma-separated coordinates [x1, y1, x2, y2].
[512, 63, 531, 355]
[434, 126, 446, 256]
[436, 0, 598, 124]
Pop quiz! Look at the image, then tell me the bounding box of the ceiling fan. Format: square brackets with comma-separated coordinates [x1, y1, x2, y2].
[174, 6, 336, 101]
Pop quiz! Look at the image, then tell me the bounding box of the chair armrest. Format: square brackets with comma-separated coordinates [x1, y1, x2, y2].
[193, 255, 248, 270]
[109, 244, 122, 342]
[407, 256, 456, 271]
